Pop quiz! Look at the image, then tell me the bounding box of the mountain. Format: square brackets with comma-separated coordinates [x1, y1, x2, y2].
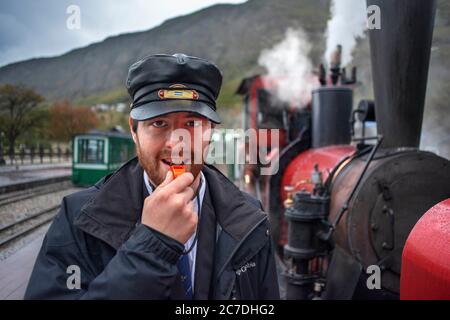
[0, 0, 330, 104]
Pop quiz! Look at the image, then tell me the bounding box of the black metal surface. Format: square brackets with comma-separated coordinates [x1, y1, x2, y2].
[322, 246, 362, 300]
[356, 99, 376, 122]
[285, 271, 317, 300]
[284, 191, 330, 258]
[283, 177, 331, 298]
[367, 0, 437, 148]
[288, 109, 311, 142]
[285, 192, 330, 221]
[312, 87, 352, 148]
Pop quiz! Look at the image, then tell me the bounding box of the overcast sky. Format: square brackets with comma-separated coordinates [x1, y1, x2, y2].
[0, 0, 247, 67]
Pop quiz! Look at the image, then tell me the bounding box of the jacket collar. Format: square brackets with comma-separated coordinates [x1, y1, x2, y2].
[73, 157, 145, 249]
[74, 157, 266, 251]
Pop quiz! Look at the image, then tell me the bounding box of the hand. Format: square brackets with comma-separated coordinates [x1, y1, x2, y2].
[141, 171, 197, 244]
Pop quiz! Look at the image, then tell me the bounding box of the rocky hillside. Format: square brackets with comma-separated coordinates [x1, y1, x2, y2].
[0, 0, 330, 103]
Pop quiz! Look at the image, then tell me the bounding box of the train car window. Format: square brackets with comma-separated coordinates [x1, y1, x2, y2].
[108, 138, 132, 164]
[78, 138, 105, 164]
[256, 89, 285, 129]
[119, 144, 128, 163]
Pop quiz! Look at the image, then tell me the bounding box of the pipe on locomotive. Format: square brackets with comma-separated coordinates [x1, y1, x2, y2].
[368, 0, 437, 149]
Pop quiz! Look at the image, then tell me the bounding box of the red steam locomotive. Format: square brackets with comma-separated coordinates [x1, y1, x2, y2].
[237, 0, 450, 299]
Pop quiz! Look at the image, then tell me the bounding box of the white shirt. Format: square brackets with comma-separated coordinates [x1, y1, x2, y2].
[143, 171, 206, 292]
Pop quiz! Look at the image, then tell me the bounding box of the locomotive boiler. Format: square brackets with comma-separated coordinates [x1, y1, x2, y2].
[237, 0, 450, 299]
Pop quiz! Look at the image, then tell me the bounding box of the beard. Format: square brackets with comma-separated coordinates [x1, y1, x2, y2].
[135, 139, 204, 187]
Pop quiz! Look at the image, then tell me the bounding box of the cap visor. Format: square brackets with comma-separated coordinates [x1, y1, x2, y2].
[130, 100, 221, 124]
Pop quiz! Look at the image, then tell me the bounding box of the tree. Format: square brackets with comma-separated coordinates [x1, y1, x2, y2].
[48, 100, 98, 142]
[0, 84, 45, 156]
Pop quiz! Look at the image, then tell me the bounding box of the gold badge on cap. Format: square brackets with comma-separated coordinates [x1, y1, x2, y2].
[158, 84, 199, 100]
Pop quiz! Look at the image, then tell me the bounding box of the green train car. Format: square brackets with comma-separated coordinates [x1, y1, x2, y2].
[72, 131, 135, 186]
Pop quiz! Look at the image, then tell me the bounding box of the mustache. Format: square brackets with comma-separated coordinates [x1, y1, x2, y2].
[158, 149, 195, 158]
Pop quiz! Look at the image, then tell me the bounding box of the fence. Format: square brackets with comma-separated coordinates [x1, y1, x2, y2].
[0, 146, 72, 166]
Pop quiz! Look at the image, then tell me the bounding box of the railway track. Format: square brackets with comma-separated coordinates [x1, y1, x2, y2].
[0, 179, 81, 259]
[0, 205, 60, 250]
[0, 180, 72, 207]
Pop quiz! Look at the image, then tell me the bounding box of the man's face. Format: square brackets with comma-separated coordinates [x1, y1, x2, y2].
[130, 112, 214, 186]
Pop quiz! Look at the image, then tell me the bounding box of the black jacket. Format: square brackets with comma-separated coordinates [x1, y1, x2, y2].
[24, 158, 280, 300]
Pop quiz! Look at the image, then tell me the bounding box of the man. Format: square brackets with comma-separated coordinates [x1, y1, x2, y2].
[25, 53, 279, 300]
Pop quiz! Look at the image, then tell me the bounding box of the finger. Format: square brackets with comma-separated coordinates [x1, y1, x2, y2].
[185, 198, 195, 212]
[165, 172, 194, 194]
[183, 201, 197, 224]
[157, 170, 173, 189]
[177, 186, 195, 203]
[172, 193, 195, 212]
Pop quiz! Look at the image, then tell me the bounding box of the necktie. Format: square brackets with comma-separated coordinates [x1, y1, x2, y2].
[177, 254, 193, 299]
[177, 179, 202, 300]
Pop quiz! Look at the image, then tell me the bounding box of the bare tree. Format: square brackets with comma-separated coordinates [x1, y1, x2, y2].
[0, 84, 44, 157]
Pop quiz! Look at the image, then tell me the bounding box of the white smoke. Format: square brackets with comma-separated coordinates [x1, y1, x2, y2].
[258, 28, 316, 107]
[324, 0, 367, 67]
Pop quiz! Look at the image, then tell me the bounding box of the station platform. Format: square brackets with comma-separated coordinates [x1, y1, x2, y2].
[0, 162, 71, 174]
[0, 163, 71, 193]
[0, 234, 44, 300]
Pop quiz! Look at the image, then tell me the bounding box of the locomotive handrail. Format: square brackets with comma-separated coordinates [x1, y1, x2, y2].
[320, 135, 384, 242]
[322, 145, 371, 196]
[352, 136, 379, 141]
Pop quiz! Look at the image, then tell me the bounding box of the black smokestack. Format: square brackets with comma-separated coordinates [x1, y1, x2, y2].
[367, 0, 437, 148]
